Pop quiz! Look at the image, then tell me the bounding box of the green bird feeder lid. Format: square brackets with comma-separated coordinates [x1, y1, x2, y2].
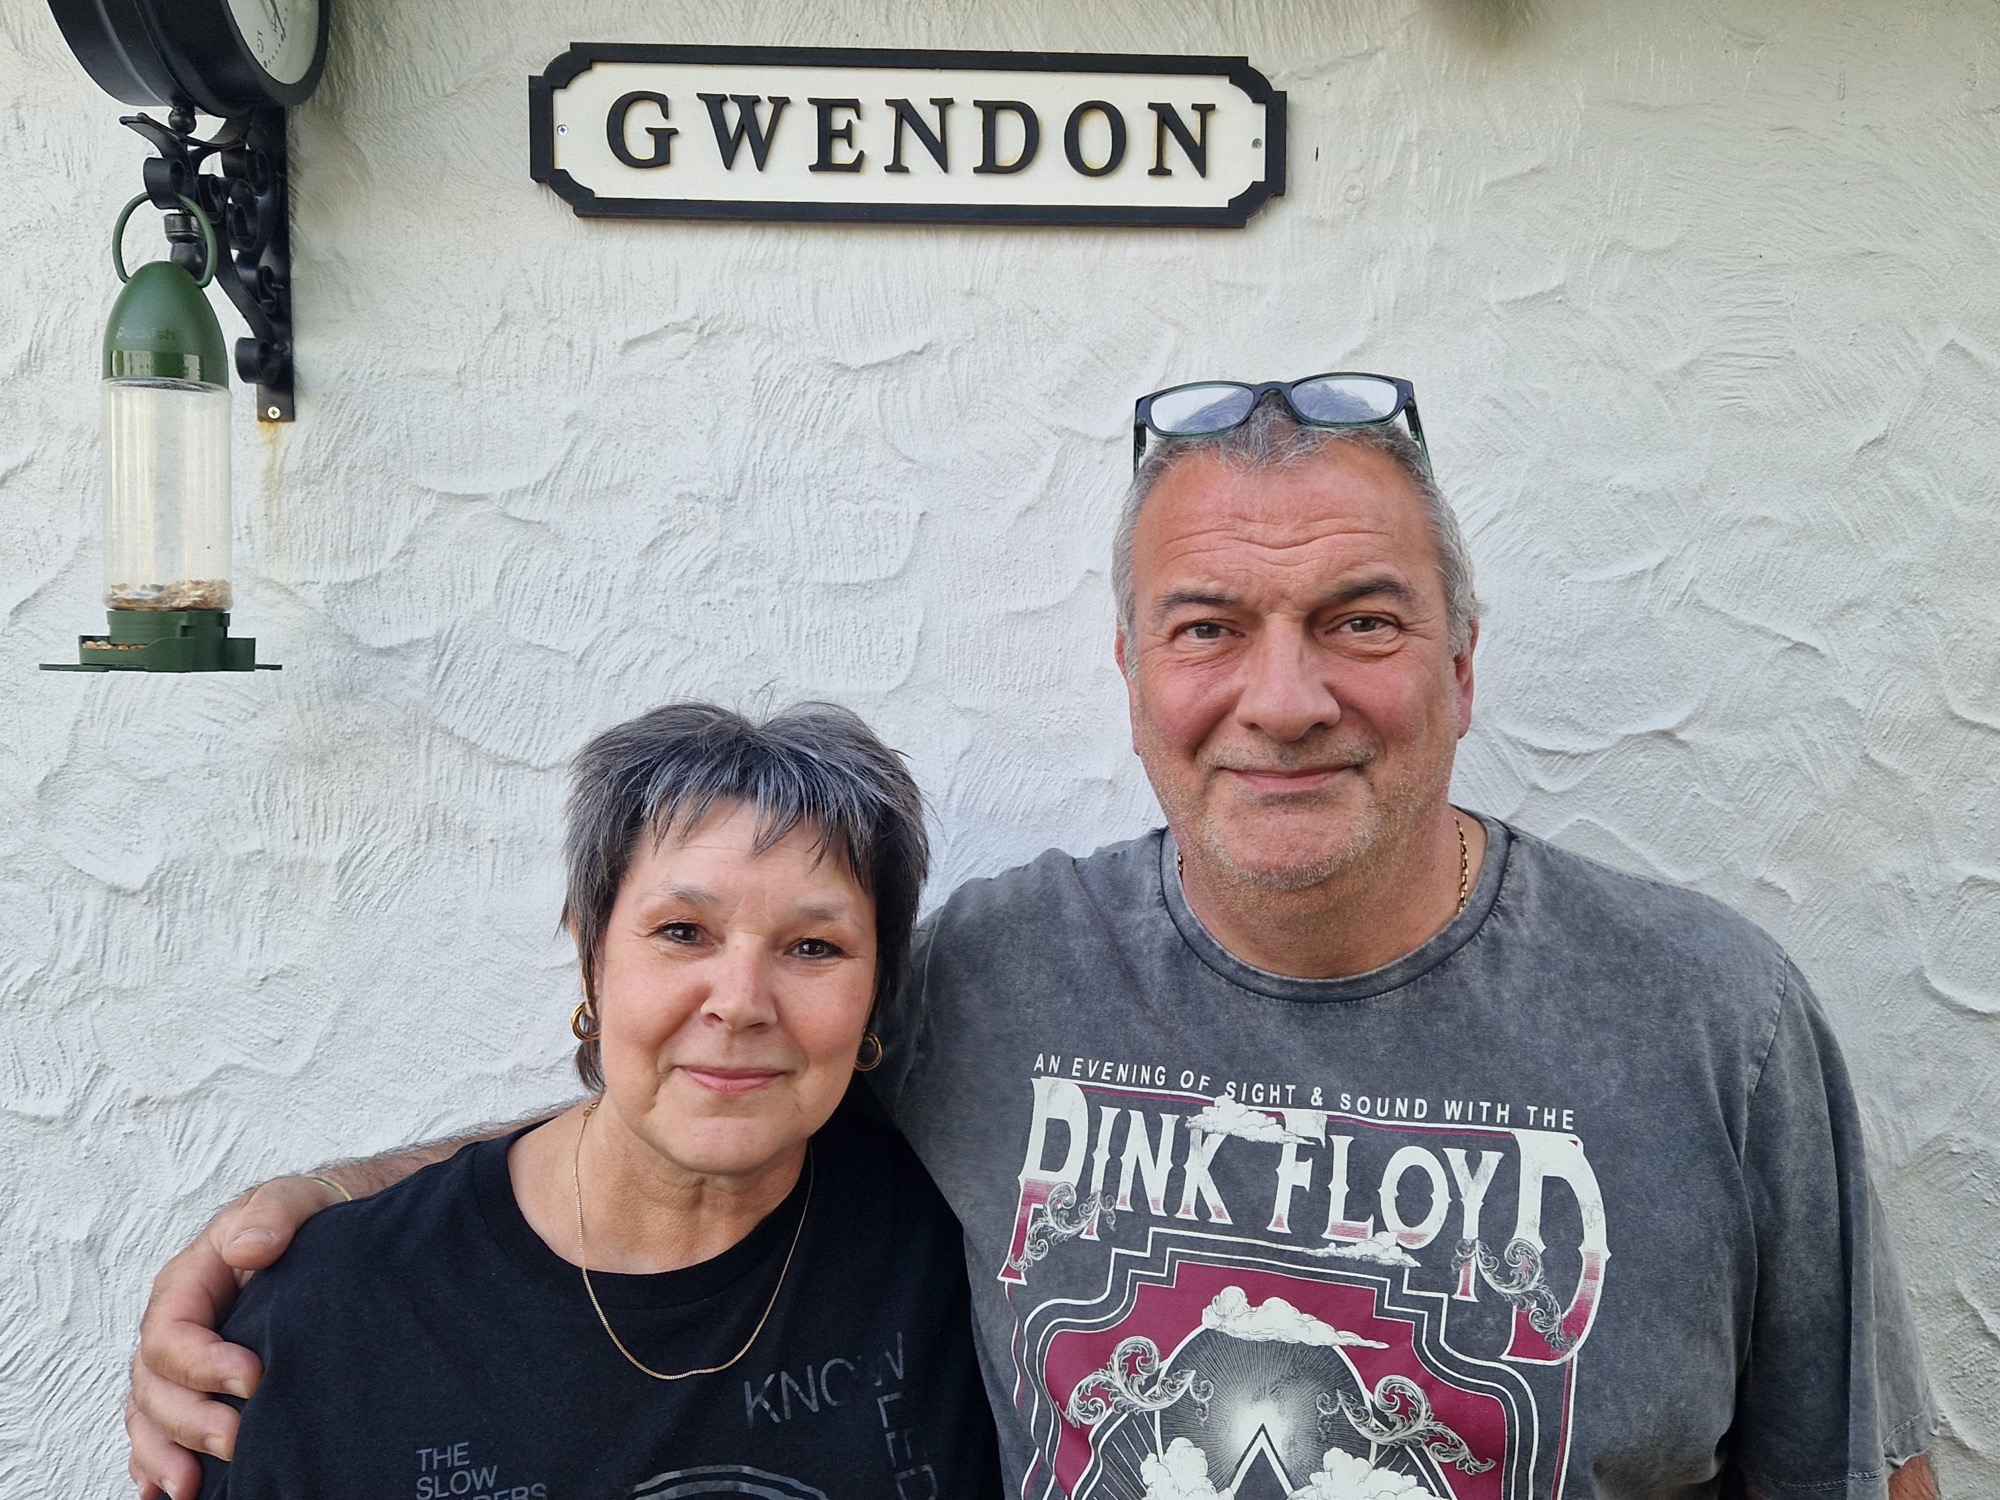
[104, 258, 228, 385]
[102, 193, 228, 386]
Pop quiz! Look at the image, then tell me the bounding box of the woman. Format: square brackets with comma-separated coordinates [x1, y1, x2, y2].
[197, 702, 1000, 1499]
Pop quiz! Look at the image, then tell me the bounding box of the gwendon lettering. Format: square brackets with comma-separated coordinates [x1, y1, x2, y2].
[531, 45, 1286, 227]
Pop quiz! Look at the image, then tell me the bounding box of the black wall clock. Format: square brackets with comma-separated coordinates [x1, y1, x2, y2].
[48, 0, 328, 115]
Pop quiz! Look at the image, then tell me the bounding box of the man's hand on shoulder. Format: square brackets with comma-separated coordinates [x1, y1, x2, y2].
[126, 1175, 347, 1499]
[1750, 1453, 1940, 1500]
[1889, 1452, 1939, 1500]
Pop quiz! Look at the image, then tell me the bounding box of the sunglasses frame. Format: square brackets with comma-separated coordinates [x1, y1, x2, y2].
[1132, 371, 1427, 471]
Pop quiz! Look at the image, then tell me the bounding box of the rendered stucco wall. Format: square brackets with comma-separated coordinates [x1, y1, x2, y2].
[2, 0, 1996, 1490]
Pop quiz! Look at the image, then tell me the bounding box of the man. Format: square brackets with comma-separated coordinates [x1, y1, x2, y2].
[129, 376, 1938, 1499]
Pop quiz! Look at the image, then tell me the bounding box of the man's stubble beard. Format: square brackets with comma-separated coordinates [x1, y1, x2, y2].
[1137, 720, 1456, 897]
[1188, 790, 1394, 892]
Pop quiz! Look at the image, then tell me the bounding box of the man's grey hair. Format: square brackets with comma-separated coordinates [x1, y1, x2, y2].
[1112, 400, 1481, 657]
[561, 701, 928, 1092]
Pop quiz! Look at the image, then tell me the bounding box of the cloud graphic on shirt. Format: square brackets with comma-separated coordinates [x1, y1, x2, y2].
[1289, 1448, 1434, 1500]
[1306, 1230, 1421, 1268]
[1186, 1096, 1308, 1143]
[1138, 1437, 1224, 1500]
[1200, 1287, 1388, 1349]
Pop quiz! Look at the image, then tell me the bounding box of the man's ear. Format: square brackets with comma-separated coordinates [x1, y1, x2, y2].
[1454, 616, 1479, 738]
[1114, 627, 1144, 752]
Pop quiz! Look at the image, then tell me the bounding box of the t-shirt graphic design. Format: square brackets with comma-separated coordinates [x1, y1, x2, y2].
[628, 1465, 829, 1498]
[999, 1067, 1607, 1500]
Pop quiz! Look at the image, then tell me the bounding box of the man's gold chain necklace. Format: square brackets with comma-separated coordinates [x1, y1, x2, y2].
[1453, 812, 1469, 914]
[571, 1096, 812, 1381]
[1174, 813, 1472, 916]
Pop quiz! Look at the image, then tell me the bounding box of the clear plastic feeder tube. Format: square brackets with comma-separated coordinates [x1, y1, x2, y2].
[102, 375, 232, 611]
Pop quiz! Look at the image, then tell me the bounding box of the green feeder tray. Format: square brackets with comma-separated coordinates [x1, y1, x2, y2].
[43, 609, 279, 673]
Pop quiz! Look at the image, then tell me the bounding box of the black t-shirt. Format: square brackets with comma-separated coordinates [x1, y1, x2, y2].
[198, 1102, 1000, 1500]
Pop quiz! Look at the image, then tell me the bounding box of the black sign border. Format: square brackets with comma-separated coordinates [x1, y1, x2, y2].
[529, 43, 1286, 228]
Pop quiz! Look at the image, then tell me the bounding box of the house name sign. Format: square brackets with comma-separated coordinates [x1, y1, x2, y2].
[529, 44, 1286, 227]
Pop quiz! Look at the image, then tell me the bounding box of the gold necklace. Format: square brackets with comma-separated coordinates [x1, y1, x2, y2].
[571, 1096, 812, 1381]
[1173, 813, 1473, 915]
[1453, 812, 1470, 915]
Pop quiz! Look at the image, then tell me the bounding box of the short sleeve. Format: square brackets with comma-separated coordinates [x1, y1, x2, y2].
[193, 1221, 371, 1500]
[194, 1276, 278, 1500]
[1730, 964, 1938, 1497]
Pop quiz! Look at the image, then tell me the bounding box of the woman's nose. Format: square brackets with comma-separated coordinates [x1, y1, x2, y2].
[699, 946, 779, 1028]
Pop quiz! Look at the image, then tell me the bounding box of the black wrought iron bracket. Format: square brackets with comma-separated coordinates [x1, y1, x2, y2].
[123, 105, 294, 421]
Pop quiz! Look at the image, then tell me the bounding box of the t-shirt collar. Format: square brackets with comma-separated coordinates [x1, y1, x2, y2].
[1158, 810, 1510, 1003]
[470, 1123, 812, 1309]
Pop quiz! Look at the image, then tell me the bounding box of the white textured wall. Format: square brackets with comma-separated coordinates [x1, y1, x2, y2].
[3, 0, 1996, 1489]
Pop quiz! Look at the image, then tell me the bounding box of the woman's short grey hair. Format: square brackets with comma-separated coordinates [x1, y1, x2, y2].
[561, 701, 928, 1091]
[1111, 399, 1481, 656]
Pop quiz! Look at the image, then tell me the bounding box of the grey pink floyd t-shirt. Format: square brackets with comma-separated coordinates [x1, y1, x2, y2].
[871, 816, 1935, 1500]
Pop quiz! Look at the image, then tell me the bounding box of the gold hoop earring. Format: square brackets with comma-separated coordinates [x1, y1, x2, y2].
[570, 1001, 600, 1043]
[854, 1031, 884, 1072]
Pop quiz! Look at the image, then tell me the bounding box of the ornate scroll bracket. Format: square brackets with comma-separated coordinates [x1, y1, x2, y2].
[1065, 1337, 1212, 1429]
[1321, 1375, 1495, 1477]
[1452, 1237, 1575, 1352]
[122, 104, 295, 421]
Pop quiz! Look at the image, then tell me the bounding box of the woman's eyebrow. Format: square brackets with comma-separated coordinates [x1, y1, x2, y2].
[637, 883, 721, 907]
[634, 886, 856, 925]
[790, 901, 859, 925]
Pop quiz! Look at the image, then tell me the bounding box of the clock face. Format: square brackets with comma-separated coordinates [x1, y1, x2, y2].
[224, 0, 321, 86]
